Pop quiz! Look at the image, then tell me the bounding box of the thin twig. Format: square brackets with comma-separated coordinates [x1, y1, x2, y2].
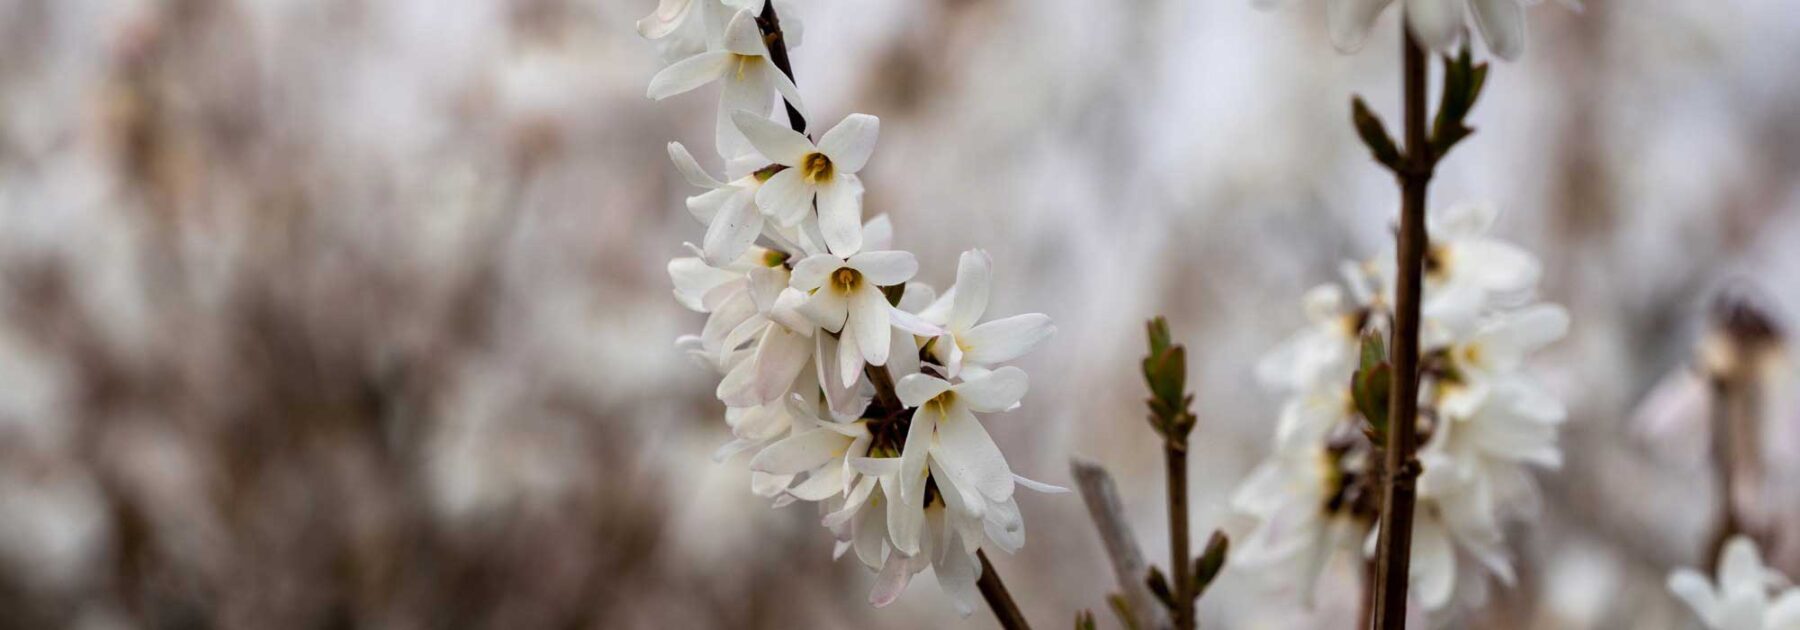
[1168, 438, 1194, 630]
[754, 3, 808, 134]
[1071, 458, 1173, 630]
[977, 550, 1032, 630]
[1370, 26, 1433, 630]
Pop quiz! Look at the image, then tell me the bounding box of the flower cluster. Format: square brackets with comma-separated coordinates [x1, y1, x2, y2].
[1230, 203, 1568, 612]
[643, 0, 1062, 614]
[1670, 536, 1800, 630]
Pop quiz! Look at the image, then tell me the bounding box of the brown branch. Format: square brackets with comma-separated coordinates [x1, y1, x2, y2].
[1071, 458, 1174, 630]
[1370, 26, 1434, 630]
[1168, 436, 1194, 630]
[978, 550, 1032, 630]
[754, 3, 808, 134]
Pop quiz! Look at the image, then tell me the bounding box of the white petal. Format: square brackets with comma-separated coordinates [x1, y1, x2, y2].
[1405, 0, 1464, 53]
[886, 477, 924, 555]
[1720, 536, 1765, 594]
[895, 373, 953, 408]
[1328, 0, 1394, 52]
[686, 185, 738, 224]
[668, 257, 738, 311]
[890, 306, 945, 337]
[788, 464, 846, 501]
[816, 334, 870, 420]
[755, 168, 814, 227]
[715, 352, 761, 406]
[956, 366, 1029, 413]
[949, 250, 993, 331]
[1668, 570, 1721, 625]
[667, 141, 724, 188]
[817, 177, 865, 256]
[869, 551, 914, 607]
[732, 110, 815, 165]
[1469, 0, 1525, 60]
[854, 501, 890, 568]
[825, 476, 878, 528]
[900, 404, 935, 502]
[788, 254, 842, 291]
[749, 428, 848, 475]
[1014, 473, 1070, 494]
[801, 290, 849, 333]
[702, 193, 764, 266]
[960, 313, 1055, 367]
[1767, 589, 1800, 627]
[837, 327, 863, 387]
[847, 250, 918, 286]
[935, 549, 982, 618]
[752, 325, 812, 403]
[1455, 238, 1541, 295]
[720, 9, 767, 56]
[934, 407, 1014, 502]
[851, 457, 903, 476]
[850, 286, 892, 366]
[637, 0, 697, 39]
[818, 113, 880, 173]
[1411, 517, 1457, 610]
[886, 327, 922, 380]
[768, 65, 810, 128]
[862, 214, 894, 252]
[646, 51, 732, 100]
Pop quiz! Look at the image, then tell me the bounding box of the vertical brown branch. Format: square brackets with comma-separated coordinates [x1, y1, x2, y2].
[1370, 26, 1433, 630]
[1168, 438, 1194, 630]
[977, 550, 1032, 630]
[754, 3, 808, 134]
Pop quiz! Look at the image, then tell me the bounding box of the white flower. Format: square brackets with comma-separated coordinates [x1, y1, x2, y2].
[1317, 0, 1530, 60]
[1229, 444, 1367, 605]
[894, 369, 1029, 532]
[1669, 536, 1800, 630]
[917, 250, 1056, 379]
[791, 251, 940, 385]
[733, 111, 879, 256]
[646, 10, 809, 158]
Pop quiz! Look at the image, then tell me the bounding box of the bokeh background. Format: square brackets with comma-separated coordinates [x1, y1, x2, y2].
[2, 0, 1799, 628]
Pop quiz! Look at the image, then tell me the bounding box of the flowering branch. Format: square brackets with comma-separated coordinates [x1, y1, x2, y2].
[1141, 317, 1228, 630]
[753, 3, 807, 134]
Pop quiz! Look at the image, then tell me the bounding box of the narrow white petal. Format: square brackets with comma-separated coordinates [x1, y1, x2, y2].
[1411, 517, 1457, 610]
[731, 110, 815, 165]
[768, 64, 810, 128]
[935, 407, 1014, 502]
[847, 250, 918, 286]
[889, 306, 944, 337]
[754, 168, 814, 227]
[956, 366, 1029, 413]
[667, 141, 724, 188]
[1328, 0, 1394, 52]
[1470, 0, 1525, 59]
[935, 549, 982, 618]
[801, 290, 849, 332]
[749, 428, 848, 475]
[862, 214, 894, 252]
[788, 464, 846, 501]
[895, 374, 953, 409]
[869, 551, 914, 607]
[949, 250, 993, 331]
[818, 113, 880, 173]
[838, 328, 864, 386]
[851, 457, 903, 476]
[850, 286, 892, 366]
[816, 334, 870, 420]
[752, 326, 812, 402]
[636, 0, 697, 39]
[960, 313, 1055, 367]
[646, 51, 732, 100]
[886, 477, 924, 556]
[1014, 473, 1070, 494]
[1667, 570, 1721, 624]
[900, 405, 935, 501]
[685, 185, 738, 225]
[817, 177, 865, 256]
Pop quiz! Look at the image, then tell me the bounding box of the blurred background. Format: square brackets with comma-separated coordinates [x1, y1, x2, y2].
[1, 0, 1798, 628]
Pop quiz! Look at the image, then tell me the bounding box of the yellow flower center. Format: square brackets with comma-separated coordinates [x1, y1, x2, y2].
[832, 267, 862, 293]
[801, 152, 835, 184]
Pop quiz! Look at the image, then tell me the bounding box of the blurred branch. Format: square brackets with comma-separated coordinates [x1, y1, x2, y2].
[978, 550, 1032, 630]
[1071, 457, 1172, 630]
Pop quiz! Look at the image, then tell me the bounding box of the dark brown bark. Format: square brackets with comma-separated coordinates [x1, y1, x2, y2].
[1169, 439, 1194, 630]
[977, 550, 1032, 630]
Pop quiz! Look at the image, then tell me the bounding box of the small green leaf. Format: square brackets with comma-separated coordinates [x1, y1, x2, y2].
[1106, 594, 1141, 630]
[1146, 565, 1175, 610]
[1351, 96, 1403, 170]
[1359, 331, 1387, 374]
[1192, 531, 1230, 597]
[1075, 609, 1099, 630]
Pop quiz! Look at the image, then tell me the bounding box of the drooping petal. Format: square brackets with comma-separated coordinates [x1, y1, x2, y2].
[768, 65, 810, 128]
[1411, 516, 1457, 611]
[934, 406, 1014, 502]
[949, 250, 993, 332]
[752, 325, 812, 403]
[886, 475, 924, 556]
[837, 327, 863, 387]
[637, 0, 697, 39]
[667, 141, 725, 188]
[899, 403, 935, 503]
[818, 113, 880, 173]
[1469, 0, 1525, 60]
[750, 428, 849, 475]
[800, 290, 849, 332]
[869, 550, 914, 607]
[960, 313, 1055, 367]
[847, 250, 918, 286]
[935, 548, 982, 618]
[825, 476, 878, 528]
[686, 185, 739, 225]
[817, 177, 865, 255]
[754, 167, 814, 227]
[787, 464, 846, 501]
[701, 192, 764, 266]
[668, 257, 739, 311]
[956, 366, 1029, 413]
[816, 334, 869, 420]
[1667, 570, 1721, 626]
[862, 214, 894, 252]
[1454, 238, 1541, 295]
[1719, 536, 1766, 596]
[889, 306, 945, 337]
[731, 110, 815, 166]
[850, 286, 892, 366]
[646, 51, 732, 100]
[1014, 473, 1070, 494]
[1405, 0, 1465, 54]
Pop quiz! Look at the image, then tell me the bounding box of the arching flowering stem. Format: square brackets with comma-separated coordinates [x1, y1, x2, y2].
[754, 2, 807, 134]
